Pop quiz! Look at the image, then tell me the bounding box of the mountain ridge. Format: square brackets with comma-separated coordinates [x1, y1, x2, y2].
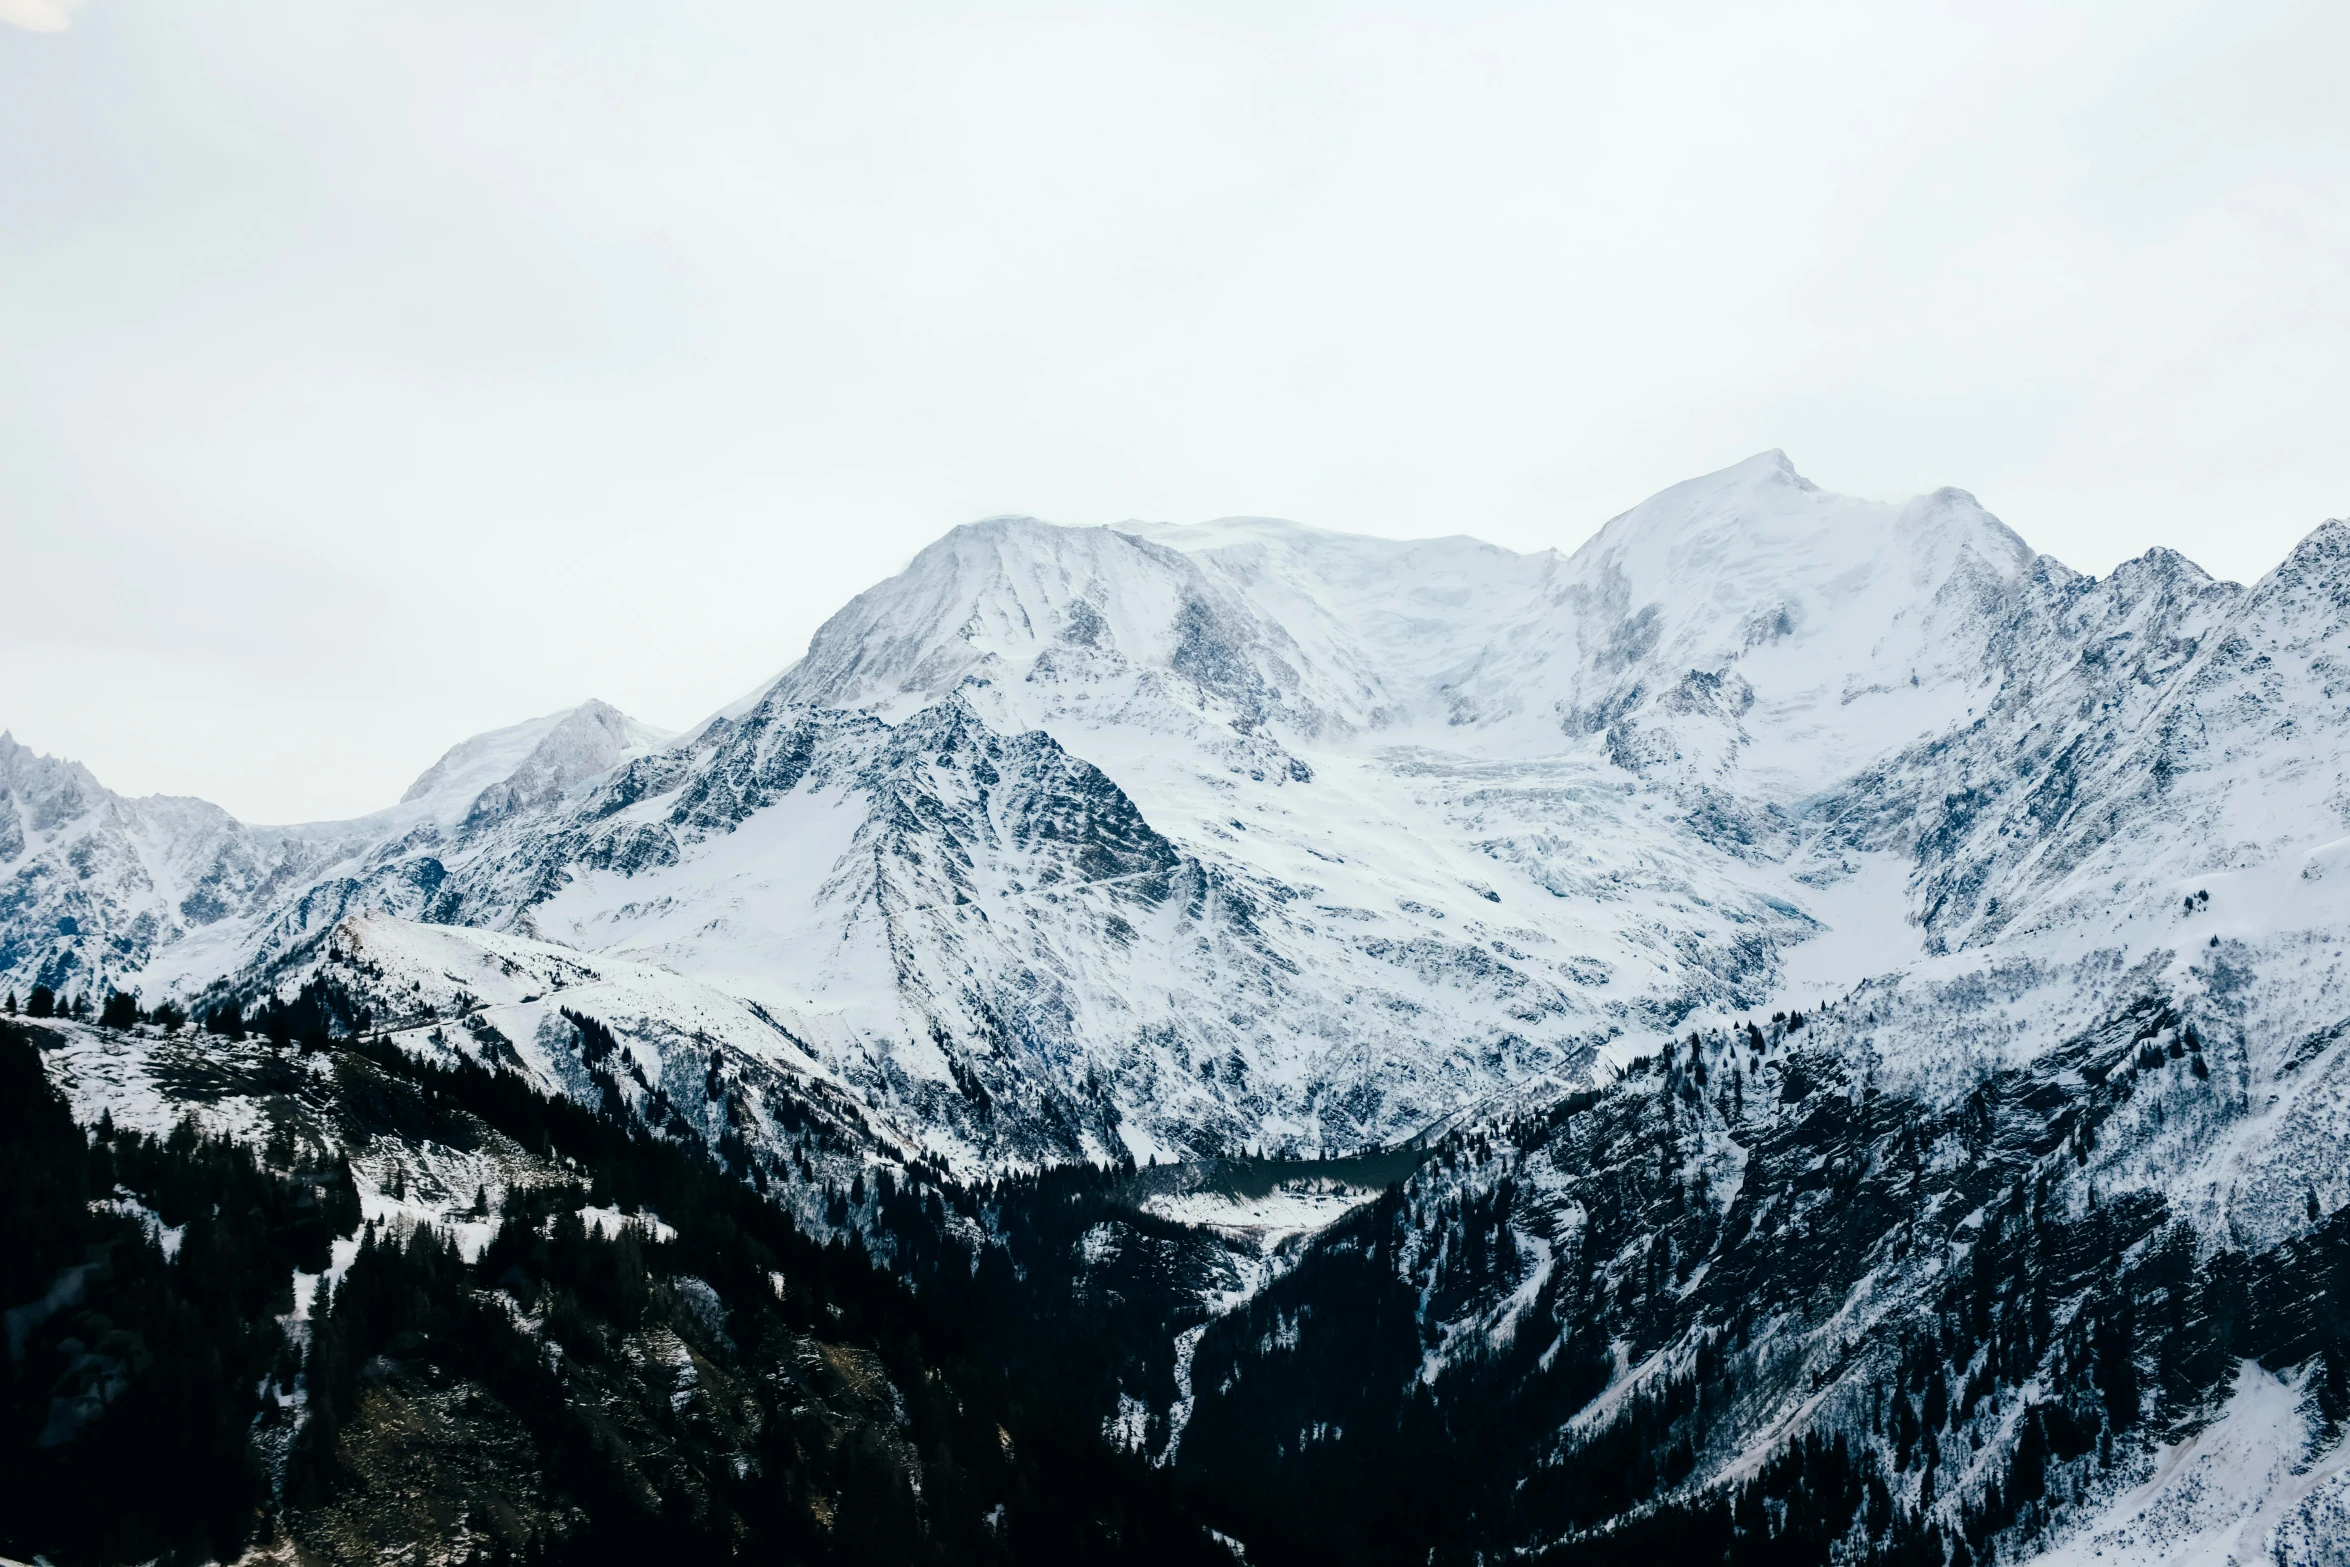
[10, 454, 2350, 1565]
[9, 455, 2350, 1176]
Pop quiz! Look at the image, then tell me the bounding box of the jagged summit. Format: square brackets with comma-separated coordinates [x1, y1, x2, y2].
[0, 731, 106, 823]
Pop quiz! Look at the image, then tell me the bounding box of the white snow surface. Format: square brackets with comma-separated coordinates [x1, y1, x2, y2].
[1139, 1186, 1379, 1244]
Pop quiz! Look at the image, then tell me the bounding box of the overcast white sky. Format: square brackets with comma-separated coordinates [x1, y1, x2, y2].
[3, 0, 2345, 822]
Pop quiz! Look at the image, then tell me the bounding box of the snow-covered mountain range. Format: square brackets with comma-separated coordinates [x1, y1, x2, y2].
[6, 452, 2348, 1182]
[9, 449, 2350, 1565]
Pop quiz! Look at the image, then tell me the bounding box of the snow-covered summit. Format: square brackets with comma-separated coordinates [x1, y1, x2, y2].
[1425, 451, 2067, 788]
[397, 698, 672, 830]
[764, 454, 2084, 798]
[770, 514, 1367, 740]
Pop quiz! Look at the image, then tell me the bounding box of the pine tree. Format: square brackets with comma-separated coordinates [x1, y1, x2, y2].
[100, 989, 141, 1030]
[25, 984, 54, 1018]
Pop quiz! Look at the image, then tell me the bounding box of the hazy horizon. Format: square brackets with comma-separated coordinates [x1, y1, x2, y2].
[5, 0, 2344, 821]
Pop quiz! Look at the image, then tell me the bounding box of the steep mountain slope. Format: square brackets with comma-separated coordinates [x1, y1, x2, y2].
[387, 457, 2128, 1165]
[1889, 520, 2350, 959]
[1174, 993, 2350, 1566]
[1812, 542, 2242, 953]
[444, 689, 1811, 1167]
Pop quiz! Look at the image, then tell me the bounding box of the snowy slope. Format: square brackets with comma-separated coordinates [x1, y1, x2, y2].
[2035, 1361, 2350, 1567]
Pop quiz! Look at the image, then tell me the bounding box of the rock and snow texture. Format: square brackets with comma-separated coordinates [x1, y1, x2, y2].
[6, 453, 2350, 1181]
[1167, 986, 2350, 1565]
[0, 700, 668, 1002]
[2037, 1361, 2350, 1567]
[15, 453, 2350, 1566]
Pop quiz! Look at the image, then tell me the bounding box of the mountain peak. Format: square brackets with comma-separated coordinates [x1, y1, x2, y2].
[399, 700, 669, 828]
[1650, 447, 1816, 501]
[0, 731, 108, 809]
[1737, 447, 1811, 487]
[2278, 515, 2350, 571]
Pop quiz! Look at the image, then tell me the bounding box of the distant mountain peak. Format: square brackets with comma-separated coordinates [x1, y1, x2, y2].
[399, 700, 670, 826]
[1737, 445, 1809, 485]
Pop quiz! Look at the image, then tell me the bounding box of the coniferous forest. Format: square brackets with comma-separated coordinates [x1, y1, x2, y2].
[8, 988, 2350, 1566]
[0, 1018, 1223, 1566]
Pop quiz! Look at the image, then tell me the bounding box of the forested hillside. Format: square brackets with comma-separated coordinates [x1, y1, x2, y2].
[0, 1018, 1224, 1566]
